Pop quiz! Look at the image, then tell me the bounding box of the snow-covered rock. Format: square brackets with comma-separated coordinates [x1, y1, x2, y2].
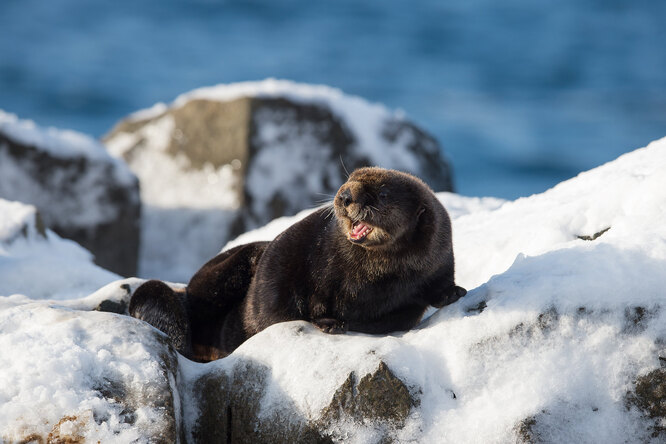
[0, 110, 141, 276]
[0, 198, 119, 301]
[103, 79, 454, 282]
[1, 137, 665, 443]
[0, 303, 181, 443]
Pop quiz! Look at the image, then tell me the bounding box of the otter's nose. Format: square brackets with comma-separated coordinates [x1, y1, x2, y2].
[340, 189, 353, 207]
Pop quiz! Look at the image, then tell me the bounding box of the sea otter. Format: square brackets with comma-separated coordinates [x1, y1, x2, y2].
[130, 167, 466, 362]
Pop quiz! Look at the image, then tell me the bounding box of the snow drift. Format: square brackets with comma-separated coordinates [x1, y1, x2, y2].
[0, 198, 119, 301]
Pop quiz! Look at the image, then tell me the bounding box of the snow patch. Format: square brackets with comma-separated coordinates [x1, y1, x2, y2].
[0, 198, 118, 300]
[0, 199, 39, 243]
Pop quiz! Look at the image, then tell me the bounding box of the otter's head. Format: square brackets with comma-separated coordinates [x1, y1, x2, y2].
[334, 167, 435, 250]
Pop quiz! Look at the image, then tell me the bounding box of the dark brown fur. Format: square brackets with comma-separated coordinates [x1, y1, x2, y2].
[130, 167, 465, 362]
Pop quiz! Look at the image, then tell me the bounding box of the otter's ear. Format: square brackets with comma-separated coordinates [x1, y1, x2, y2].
[415, 205, 430, 232]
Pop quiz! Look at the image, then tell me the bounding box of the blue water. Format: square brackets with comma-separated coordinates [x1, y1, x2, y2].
[1, 0, 665, 198]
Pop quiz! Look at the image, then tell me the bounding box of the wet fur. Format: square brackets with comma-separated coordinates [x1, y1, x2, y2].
[130, 168, 466, 362]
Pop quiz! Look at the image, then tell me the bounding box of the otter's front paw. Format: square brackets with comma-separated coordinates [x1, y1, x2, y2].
[313, 318, 348, 334]
[431, 285, 467, 308]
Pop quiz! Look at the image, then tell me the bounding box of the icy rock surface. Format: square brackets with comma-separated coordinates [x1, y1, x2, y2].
[0, 110, 141, 276]
[104, 79, 454, 282]
[1, 137, 665, 443]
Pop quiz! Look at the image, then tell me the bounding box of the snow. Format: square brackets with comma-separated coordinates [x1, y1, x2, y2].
[1, 137, 665, 442]
[0, 198, 119, 300]
[0, 199, 37, 243]
[453, 137, 666, 291]
[126, 102, 169, 122]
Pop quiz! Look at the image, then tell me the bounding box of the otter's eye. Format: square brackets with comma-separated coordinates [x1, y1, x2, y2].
[378, 189, 388, 200]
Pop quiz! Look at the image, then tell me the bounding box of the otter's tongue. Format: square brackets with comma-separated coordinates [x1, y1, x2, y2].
[351, 222, 372, 240]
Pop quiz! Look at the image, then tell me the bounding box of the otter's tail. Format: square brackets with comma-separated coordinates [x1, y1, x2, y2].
[129, 280, 192, 357]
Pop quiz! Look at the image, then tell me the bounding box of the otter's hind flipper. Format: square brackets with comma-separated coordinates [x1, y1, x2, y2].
[129, 280, 192, 357]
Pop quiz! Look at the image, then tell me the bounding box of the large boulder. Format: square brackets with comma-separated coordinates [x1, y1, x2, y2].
[103, 79, 454, 281]
[0, 110, 141, 277]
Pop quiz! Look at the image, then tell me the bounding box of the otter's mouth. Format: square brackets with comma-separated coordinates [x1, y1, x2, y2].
[349, 221, 373, 243]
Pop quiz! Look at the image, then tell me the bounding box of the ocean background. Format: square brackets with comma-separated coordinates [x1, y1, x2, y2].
[1, 0, 664, 199]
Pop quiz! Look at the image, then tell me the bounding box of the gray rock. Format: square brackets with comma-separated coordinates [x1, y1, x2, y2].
[186, 358, 418, 443]
[103, 83, 454, 280]
[514, 414, 541, 444]
[0, 114, 141, 276]
[189, 360, 331, 444]
[320, 361, 418, 429]
[576, 226, 611, 241]
[622, 306, 660, 335]
[626, 367, 666, 440]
